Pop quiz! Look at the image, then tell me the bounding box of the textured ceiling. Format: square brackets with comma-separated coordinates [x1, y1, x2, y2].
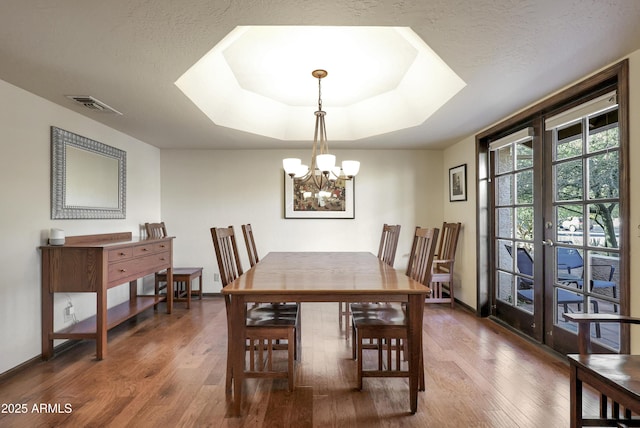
[1, 0, 639, 150]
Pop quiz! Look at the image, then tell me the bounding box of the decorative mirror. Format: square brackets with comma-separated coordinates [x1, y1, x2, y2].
[51, 126, 126, 219]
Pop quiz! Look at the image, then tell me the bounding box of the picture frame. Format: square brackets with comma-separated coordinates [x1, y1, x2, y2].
[449, 164, 467, 202]
[284, 172, 355, 219]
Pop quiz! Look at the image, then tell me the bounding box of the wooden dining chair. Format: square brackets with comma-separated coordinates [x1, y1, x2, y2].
[241, 223, 301, 343]
[562, 313, 640, 422]
[426, 222, 461, 308]
[211, 225, 299, 393]
[339, 224, 402, 339]
[351, 226, 439, 391]
[241, 223, 260, 267]
[145, 222, 203, 309]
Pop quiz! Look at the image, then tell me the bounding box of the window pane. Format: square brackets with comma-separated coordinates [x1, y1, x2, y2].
[515, 170, 533, 204]
[555, 159, 583, 201]
[496, 175, 512, 206]
[588, 151, 619, 200]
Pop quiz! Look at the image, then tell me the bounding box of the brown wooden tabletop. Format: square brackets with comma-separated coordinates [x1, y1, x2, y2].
[222, 252, 431, 416]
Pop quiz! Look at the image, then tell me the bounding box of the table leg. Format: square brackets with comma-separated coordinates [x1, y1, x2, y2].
[407, 294, 424, 414]
[576, 322, 591, 354]
[230, 295, 246, 416]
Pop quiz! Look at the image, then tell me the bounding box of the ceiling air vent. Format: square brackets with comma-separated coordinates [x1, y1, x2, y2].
[66, 95, 123, 115]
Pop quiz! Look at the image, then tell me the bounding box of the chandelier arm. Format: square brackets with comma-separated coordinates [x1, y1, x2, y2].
[320, 113, 328, 153]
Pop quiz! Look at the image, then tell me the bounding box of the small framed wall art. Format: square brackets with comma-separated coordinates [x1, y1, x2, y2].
[449, 164, 467, 202]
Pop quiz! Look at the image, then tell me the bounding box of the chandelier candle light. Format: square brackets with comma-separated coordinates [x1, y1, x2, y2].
[283, 70, 360, 191]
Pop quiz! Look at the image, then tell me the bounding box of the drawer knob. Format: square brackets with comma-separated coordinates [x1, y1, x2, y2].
[119, 269, 127, 273]
[160, 257, 166, 261]
[119, 252, 126, 256]
[142, 248, 148, 251]
[159, 245, 165, 248]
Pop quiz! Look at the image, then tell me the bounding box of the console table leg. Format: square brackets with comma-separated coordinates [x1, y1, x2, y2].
[41, 252, 54, 360]
[96, 288, 107, 360]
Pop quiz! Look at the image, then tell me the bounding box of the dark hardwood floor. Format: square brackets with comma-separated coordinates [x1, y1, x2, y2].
[0, 297, 599, 427]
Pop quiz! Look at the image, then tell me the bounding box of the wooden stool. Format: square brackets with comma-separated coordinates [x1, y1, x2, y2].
[155, 267, 202, 309]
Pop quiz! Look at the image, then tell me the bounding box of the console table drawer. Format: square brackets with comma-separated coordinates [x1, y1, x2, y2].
[108, 252, 170, 287]
[108, 247, 133, 262]
[154, 241, 170, 253]
[133, 243, 158, 257]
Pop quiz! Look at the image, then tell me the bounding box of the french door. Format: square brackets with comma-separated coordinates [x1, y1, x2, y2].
[489, 89, 624, 354]
[544, 92, 621, 354]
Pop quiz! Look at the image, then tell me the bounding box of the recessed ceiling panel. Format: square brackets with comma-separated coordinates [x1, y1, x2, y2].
[176, 26, 466, 141]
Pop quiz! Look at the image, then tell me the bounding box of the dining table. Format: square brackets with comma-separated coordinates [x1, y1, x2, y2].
[221, 251, 431, 416]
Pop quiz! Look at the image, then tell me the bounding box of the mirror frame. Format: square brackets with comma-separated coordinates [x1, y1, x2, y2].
[51, 126, 127, 219]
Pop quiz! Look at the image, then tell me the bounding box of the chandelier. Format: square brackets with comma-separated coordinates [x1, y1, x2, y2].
[282, 69, 360, 191]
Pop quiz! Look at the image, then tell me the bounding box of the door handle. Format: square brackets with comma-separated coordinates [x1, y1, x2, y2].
[542, 239, 554, 247]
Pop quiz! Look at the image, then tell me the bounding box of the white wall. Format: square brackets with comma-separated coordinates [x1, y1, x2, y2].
[443, 138, 477, 309]
[160, 149, 444, 292]
[0, 79, 162, 375]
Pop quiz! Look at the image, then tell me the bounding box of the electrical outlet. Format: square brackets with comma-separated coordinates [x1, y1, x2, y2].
[64, 303, 74, 322]
[214, 273, 220, 282]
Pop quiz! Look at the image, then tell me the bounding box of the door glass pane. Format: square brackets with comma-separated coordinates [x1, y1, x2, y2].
[497, 271, 514, 303]
[556, 247, 583, 285]
[588, 251, 619, 312]
[555, 122, 583, 160]
[497, 146, 513, 174]
[555, 287, 585, 326]
[515, 170, 533, 204]
[588, 151, 619, 199]
[516, 207, 533, 240]
[517, 279, 533, 313]
[516, 141, 533, 169]
[515, 245, 534, 313]
[497, 239, 515, 271]
[496, 208, 513, 238]
[557, 204, 584, 245]
[588, 109, 619, 153]
[555, 159, 583, 201]
[496, 175, 512, 206]
[588, 203, 620, 249]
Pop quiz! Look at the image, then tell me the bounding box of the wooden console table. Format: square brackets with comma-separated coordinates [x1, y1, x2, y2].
[40, 232, 173, 360]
